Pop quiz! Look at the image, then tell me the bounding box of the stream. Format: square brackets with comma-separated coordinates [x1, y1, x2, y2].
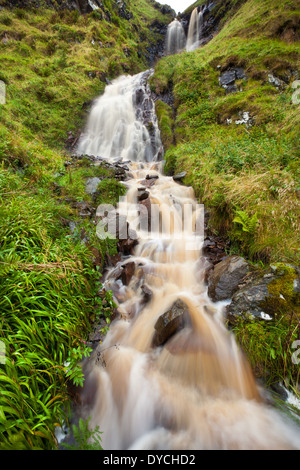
[71, 68, 300, 450]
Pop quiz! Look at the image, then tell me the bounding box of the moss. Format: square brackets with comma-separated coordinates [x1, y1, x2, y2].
[155, 99, 174, 150]
[261, 263, 300, 319]
[95, 178, 127, 207]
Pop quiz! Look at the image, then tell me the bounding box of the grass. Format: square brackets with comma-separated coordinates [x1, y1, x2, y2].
[152, 0, 300, 265]
[0, 1, 173, 450]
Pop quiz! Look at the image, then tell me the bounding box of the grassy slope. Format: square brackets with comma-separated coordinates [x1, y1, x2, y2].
[0, 1, 173, 449]
[153, 0, 300, 265]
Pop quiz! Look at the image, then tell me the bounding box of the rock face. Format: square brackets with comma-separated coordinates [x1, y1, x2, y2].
[207, 255, 249, 302]
[219, 67, 246, 94]
[152, 299, 189, 347]
[227, 274, 274, 321]
[226, 263, 300, 322]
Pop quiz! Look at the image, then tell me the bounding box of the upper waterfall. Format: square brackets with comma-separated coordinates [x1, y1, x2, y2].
[77, 70, 162, 163]
[186, 7, 204, 52]
[165, 19, 186, 55]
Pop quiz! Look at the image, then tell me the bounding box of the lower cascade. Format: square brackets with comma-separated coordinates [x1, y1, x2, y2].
[76, 71, 300, 450]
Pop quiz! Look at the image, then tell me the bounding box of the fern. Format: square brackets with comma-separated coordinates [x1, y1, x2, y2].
[233, 210, 258, 235]
[60, 417, 103, 450]
[231, 210, 259, 253]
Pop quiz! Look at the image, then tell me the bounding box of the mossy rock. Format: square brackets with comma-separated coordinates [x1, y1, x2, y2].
[261, 263, 300, 320]
[227, 263, 300, 322]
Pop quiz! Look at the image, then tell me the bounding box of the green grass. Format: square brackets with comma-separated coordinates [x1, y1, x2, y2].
[0, 1, 173, 449]
[152, 0, 300, 265]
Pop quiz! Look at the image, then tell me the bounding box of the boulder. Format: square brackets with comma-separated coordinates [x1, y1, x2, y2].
[227, 263, 300, 322]
[85, 177, 101, 195]
[227, 276, 273, 322]
[120, 261, 136, 286]
[207, 255, 249, 302]
[152, 299, 188, 347]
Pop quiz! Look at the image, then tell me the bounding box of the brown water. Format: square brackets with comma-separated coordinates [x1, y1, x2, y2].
[76, 72, 300, 450]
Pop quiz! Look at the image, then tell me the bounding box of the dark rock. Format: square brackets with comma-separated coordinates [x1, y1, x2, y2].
[120, 261, 136, 286]
[173, 171, 187, 182]
[72, 200, 94, 218]
[207, 255, 250, 302]
[227, 264, 300, 322]
[117, 236, 138, 255]
[219, 67, 246, 94]
[146, 174, 159, 180]
[137, 189, 149, 202]
[152, 299, 189, 347]
[227, 276, 275, 321]
[219, 69, 236, 86]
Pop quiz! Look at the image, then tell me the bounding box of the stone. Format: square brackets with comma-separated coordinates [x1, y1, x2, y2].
[137, 188, 149, 202]
[226, 276, 275, 321]
[146, 174, 159, 180]
[120, 261, 136, 286]
[85, 177, 101, 195]
[173, 171, 187, 182]
[226, 263, 300, 322]
[152, 299, 188, 347]
[207, 255, 249, 302]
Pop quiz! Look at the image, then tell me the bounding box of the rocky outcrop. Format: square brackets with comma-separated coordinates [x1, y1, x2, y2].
[226, 263, 300, 323]
[207, 255, 250, 302]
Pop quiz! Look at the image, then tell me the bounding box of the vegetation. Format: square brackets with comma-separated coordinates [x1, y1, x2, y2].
[0, 0, 173, 450]
[0, 0, 299, 450]
[152, 0, 300, 265]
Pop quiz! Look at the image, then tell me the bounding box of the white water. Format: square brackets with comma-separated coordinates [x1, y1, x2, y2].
[76, 70, 300, 450]
[165, 19, 186, 55]
[77, 70, 162, 163]
[186, 7, 204, 52]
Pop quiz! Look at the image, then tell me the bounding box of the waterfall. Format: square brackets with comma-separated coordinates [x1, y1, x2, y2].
[77, 70, 162, 163]
[74, 71, 300, 451]
[165, 19, 186, 55]
[186, 7, 204, 52]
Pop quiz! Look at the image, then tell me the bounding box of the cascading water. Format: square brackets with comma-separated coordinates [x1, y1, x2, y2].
[77, 70, 162, 163]
[186, 7, 204, 52]
[165, 19, 186, 55]
[75, 70, 300, 450]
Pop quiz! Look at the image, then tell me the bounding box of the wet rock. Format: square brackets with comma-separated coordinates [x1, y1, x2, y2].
[141, 177, 157, 188]
[202, 236, 230, 266]
[117, 236, 138, 255]
[120, 261, 136, 286]
[139, 196, 151, 230]
[172, 171, 187, 183]
[146, 173, 159, 180]
[207, 255, 250, 302]
[137, 188, 149, 202]
[152, 299, 188, 347]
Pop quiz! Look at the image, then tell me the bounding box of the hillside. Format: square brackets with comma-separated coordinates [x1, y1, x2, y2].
[0, 0, 299, 451]
[153, 0, 300, 265]
[0, 0, 173, 450]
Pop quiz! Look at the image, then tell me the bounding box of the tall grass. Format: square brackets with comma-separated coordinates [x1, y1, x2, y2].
[0, 168, 103, 449]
